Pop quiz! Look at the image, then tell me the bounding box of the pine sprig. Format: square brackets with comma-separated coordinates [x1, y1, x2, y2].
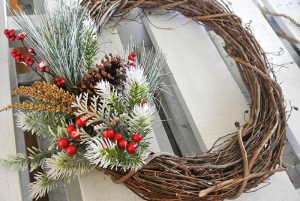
[84, 31, 99, 70]
[128, 104, 154, 136]
[123, 41, 167, 98]
[45, 152, 94, 180]
[0, 153, 28, 170]
[15, 110, 66, 139]
[85, 137, 144, 171]
[124, 67, 149, 109]
[0, 148, 57, 172]
[29, 172, 61, 199]
[27, 147, 57, 172]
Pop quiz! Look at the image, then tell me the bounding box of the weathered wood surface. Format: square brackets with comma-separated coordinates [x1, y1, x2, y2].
[142, 11, 249, 151]
[261, 0, 300, 49]
[0, 0, 24, 200]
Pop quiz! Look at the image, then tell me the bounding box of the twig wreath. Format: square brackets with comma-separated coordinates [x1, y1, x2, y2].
[80, 0, 287, 200]
[0, 0, 287, 200]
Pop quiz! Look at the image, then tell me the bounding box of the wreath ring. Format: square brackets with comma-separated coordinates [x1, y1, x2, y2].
[80, 1, 287, 200]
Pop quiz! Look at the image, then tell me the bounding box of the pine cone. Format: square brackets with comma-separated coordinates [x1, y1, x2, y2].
[75, 54, 127, 95]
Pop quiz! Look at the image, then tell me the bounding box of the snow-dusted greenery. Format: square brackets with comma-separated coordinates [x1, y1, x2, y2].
[1, 2, 167, 197]
[1, 65, 156, 199]
[72, 67, 154, 171]
[45, 152, 94, 180]
[29, 172, 60, 199]
[12, 0, 98, 87]
[0, 147, 57, 172]
[123, 41, 167, 99]
[15, 110, 66, 139]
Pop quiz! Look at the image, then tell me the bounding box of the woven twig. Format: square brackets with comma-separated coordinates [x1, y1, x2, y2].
[81, 0, 287, 200]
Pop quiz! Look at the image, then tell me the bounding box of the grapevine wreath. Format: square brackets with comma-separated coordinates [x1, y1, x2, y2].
[0, 0, 287, 200]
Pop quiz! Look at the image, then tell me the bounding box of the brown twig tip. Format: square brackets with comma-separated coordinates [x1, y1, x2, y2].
[81, 0, 287, 200]
[1, 103, 73, 114]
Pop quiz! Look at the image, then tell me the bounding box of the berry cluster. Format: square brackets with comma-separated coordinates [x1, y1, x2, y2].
[128, 52, 137, 67]
[10, 48, 35, 66]
[24, 55, 34, 66]
[58, 138, 77, 156]
[4, 29, 25, 41]
[4, 29, 51, 82]
[102, 129, 143, 154]
[10, 48, 25, 62]
[58, 117, 87, 156]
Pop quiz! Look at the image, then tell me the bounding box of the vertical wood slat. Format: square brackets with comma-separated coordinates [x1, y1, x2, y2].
[0, 0, 24, 200]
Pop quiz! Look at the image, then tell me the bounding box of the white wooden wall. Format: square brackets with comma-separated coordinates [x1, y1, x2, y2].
[1, 0, 300, 200]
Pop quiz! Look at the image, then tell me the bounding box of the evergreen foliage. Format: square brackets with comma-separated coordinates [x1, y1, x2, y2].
[12, 0, 98, 87]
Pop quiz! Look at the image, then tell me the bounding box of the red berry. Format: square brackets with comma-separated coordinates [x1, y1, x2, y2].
[132, 132, 143, 143]
[10, 36, 16, 41]
[59, 79, 65, 86]
[76, 117, 86, 127]
[39, 67, 46, 73]
[16, 33, 25, 40]
[58, 138, 69, 149]
[55, 78, 66, 87]
[128, 55, 135, 61]
[103, 129, 114, 139]
[66, 124, 76, 134]
[70, 130, 80, 140]
[102, 132, 109, 139]
[24, 56, 34, 66]
[113, 132, 123, 142]
[130, 52, 137, 57]
[130, 62, 136, 67]
[66, 145, 77, 156]
[9, 29, 15, 37]
[126, 143, 137, 154]
[28, 48, 36, 55]
[15, 56, 21, 62]
[4, 29, 9, 35]
[118, 140, 127, 149]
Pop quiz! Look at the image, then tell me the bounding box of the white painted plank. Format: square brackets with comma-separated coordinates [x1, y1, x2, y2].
[261, 0, 300, 48]
[0, 0, 24, 200]
[142, 11, 249, 151]
[233, 172, 299, 201]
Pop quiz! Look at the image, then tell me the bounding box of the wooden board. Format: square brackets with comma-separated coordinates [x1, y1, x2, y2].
[142, 11, 249, 151]
[0, 0, 24, 200]
[261, 0, 300, 49]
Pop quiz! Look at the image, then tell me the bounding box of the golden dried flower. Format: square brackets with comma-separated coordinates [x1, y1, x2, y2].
[12, 81, 75, 106]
